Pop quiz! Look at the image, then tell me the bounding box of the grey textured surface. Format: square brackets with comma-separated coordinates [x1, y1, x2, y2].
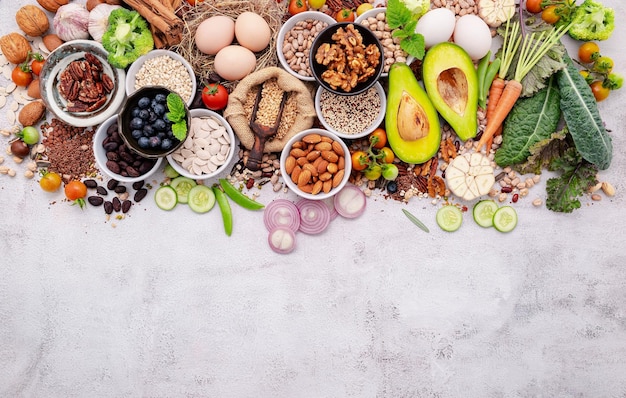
[1, 0, 625, 397]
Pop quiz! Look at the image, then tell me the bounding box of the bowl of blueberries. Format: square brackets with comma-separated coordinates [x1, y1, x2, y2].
[117, 85, 190, 159]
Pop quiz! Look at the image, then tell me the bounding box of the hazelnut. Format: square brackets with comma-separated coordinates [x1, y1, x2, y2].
[0, 33, 31, 64]
[16, 5, 50, 37]
[42, 34, 64, 52]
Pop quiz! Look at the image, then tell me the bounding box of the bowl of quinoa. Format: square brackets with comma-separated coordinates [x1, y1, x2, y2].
[315, 81, 386, 140]
[125, 49, 197, 107]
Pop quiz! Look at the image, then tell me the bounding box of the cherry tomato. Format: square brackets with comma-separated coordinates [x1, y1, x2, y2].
[30, 53, 45, 76]
[336, 8, 355, 23]
[351, 150, 369, 171]
[590, 80, 610, 102]
[308, 0, 326, 9]
[381, 164, 398, 181]
[12, 65, 33, 87]
[593, 56, 614, 74]
[541, 6, 560, 24]
[578, 42, 600, 64]
[363, 164, 382, 181]
[379, 147, 395, 164]
[65, 180, 88, 208]
[579, 69, 593, 84]
[525, 0, 543, 14]
[288, 0, 308, 15]
[18, 126, 40, 145]
[39, 171, 62, 192]
[201, 83, 229, 111]
[368, 128, 387, 149]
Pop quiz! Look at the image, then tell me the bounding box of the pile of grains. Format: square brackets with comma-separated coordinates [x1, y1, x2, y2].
[243, 79, 297, 141]
[41, 119, 97, 182]
[133, 55, 194, 104]
[318, 86, 381, 135]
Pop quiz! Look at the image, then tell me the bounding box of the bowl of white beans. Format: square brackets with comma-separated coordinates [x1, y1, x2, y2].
[125, 49, 197, 107]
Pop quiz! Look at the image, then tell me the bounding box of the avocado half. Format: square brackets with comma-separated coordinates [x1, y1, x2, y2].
[385, 63, 441, 164]
[422, 42, 478, 141]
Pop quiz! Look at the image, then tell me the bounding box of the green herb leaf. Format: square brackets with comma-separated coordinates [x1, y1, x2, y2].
[546, 147, 598, 213]
[400, 33, 425, 60]
[166, 92, 186, 123]
[172, 120, 187, 141]
[387, 0, 412, 29]
[402, 208, 430, 233]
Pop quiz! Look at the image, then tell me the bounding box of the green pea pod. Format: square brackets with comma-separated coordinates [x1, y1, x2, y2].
[218, 178, 265, 210]
[483, 58, 501, 107]
[477, 51, 491, 109]
[213, 186, 233, 236]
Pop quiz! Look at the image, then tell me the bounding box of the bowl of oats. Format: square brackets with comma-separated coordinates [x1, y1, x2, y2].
[309, 22, 384, 96]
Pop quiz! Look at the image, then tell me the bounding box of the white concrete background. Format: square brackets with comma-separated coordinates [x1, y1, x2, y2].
[1, 1, 625, 397]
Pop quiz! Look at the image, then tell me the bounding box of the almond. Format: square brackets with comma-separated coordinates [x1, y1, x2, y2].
[16, 5, 49, 37]
[297, 169, 312, 187]
[0, 33, 31, 64]
[18, 100, 46, 126]
[27, 80, 41, 99]
[42, 34, 63, 52]
[284, 155, 296, 175]
[601, 181, 615, 197]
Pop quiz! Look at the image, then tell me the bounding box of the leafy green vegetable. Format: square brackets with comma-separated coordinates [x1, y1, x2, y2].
[387, 0, 426, 60]
[556, 53, 612, 170]
[495, 76, 561, 167]
[102, 8, 154, 69]
[568, 0, 615, 41]
[546, 147, 598, 213]
[166, 93, 187, 141]
[516, 128, 570, 175]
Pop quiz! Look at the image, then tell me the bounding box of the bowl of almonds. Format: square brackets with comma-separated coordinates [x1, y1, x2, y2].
[165, 108, 236, 181]
[280, 128, 351, 200]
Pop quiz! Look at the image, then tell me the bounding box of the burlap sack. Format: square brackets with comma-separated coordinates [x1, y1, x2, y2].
[223, 67, 316, 153]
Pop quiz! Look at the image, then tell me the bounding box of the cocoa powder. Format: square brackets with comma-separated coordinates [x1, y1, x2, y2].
[42, 119, 97, 182]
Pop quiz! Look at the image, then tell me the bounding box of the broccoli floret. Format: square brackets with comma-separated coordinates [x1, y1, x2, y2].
[568, 0, 615, 41]
[102, 8, 154, 69]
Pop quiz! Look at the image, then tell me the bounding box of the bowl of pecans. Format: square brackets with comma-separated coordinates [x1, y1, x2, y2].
[280, 128, 352, 200]
[309, 22, 384, 96]
[39, 40, 126, 127]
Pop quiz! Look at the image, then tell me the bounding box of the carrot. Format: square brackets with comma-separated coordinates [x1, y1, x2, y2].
[476, 20, 573, 151]
[485, 76, 505, 126]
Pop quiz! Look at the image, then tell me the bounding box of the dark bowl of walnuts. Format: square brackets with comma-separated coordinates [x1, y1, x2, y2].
[310, 22, 384, 96]
[117, 85, 190, 159]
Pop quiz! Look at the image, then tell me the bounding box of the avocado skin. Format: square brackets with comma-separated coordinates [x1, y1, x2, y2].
[385, 63, 441, 165]
[423, 42, 478, 141]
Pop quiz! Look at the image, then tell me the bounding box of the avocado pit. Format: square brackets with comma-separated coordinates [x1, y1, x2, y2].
[437, 68, 468, 116]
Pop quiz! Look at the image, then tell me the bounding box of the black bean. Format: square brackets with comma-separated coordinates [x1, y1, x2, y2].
[96, 186, 108, 196]
[83, 179, 98, 189]
[112, 196, 122, 212]
[122, 200, 132, 213]
[132, 180, 144, 190]
[134, 188, 148, 202]
[88, 196, 104, 206]
[107, 179, 119, 190]
[114, 185, 127, 194]
[104, 201, 113, 214]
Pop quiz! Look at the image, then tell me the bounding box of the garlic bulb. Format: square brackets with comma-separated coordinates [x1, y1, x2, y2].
[53, 4, 90, 42]
[88, 4, 122, 42]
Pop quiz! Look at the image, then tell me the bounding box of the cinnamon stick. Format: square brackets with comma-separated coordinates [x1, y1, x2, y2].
[122, 0, 183, 47]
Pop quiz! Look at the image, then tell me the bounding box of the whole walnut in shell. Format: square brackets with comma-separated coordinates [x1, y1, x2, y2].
[0, 33, 31, 64]
[36, 0, 69, 13]
[16, 5, 50, 37]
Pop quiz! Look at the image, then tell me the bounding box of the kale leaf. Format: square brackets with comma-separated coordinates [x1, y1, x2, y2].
[546, 147, 598, 213]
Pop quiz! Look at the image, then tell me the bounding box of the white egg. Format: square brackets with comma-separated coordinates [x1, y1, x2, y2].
[453, 15, 492, 60]
[414, 8, 456, 49]
[214, 45, 257, 81]
[235, 12, 271, 52]
[195, 16, 235, 55]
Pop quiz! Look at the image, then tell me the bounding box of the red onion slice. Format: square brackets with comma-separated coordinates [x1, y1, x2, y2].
[264, 199, 301, 232]
[296, 199, 331, 235]
[322, 197, 339, 220]
[268, 227, 296, 254]
[333, 185, 366, 219]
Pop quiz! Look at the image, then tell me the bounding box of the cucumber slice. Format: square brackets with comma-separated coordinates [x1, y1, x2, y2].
[187, 185, 216, 214]
[154, 185, 178, 211]
[164, 162, 180, 179]
[473, 200, 498, 228]
[170, 176, 196, 204]
[493, 206, 518, 233]
[436, 205, 463, 232]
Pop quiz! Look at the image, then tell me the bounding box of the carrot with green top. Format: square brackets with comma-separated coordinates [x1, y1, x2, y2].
[477, 20, 573, 151]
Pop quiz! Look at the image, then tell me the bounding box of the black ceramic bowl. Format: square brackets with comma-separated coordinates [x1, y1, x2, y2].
[118, 86, 190, 159]
[309, 22, 384, 96]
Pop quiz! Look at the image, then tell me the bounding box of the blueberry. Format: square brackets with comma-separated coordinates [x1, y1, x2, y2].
[148, 111, 158, 123]
[149, 136, 161, 148]
[129, 117, 144, 130]
[142, 125, 154, 136]
[157, 132, 166, 139]
[131, 129, 143, 140]
[161, 138, 173, 150]
[386, 181, 398, 194]
[163, 113, 172, 123]
[137, 97, 151, 109]
[137, 136, 150, 148]
[153, 119, 166, 131]
[152, 103, 165, 115]
[155, 93, 167, 103]
[131, 108, 141, 117]
[139, 109, 150, 120]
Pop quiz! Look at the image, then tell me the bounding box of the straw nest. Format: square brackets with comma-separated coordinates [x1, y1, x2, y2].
[172, 0, 288, 90]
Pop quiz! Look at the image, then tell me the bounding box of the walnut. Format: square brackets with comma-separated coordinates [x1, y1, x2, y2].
[0, 33, 31, 64]
[16, 5, 49, 37]
[36, 0, 69, 13]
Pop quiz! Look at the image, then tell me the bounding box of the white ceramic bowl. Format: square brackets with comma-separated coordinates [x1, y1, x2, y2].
[125, 49, 197, 107]
[93, 114, 163, 183]
[315, 81, 386, 140]
[280, 129, 352, 201]
[165, 108, 236, 181]
[276, 11, 336, 81]
[39, 40, 126, 127]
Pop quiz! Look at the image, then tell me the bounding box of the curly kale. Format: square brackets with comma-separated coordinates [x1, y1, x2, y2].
[102, 8, 154, 69]
[546, 147, 598, 213]
[568, 0, 615, 41]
